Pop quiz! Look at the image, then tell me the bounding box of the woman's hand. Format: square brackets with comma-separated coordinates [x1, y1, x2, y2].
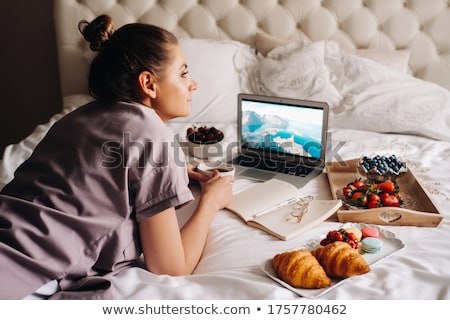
[187, 161, 210, 183]
[199, 170, 234, 211]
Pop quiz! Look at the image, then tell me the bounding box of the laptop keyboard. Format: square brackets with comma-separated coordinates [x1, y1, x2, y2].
[233, 155, 315, 177]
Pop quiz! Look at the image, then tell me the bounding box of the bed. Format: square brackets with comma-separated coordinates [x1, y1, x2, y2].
[1, 0, 450, 300]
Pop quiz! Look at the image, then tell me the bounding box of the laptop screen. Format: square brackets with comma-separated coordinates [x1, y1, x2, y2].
[238, 94, 329, 165]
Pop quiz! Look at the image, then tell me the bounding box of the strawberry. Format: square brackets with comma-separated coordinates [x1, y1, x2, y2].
[352, 179, 366, 191]
[351, 191, 368, 207]
[378, 180, 396, 194]
[382, 194, 400, 207]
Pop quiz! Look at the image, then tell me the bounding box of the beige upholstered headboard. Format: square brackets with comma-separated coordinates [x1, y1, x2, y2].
[54, 0, 450, 96]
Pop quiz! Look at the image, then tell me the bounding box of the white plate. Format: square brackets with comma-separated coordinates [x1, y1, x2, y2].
[261, 223, 405, 298]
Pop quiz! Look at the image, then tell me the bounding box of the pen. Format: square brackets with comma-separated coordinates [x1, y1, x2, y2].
[252, 195, 303, 218]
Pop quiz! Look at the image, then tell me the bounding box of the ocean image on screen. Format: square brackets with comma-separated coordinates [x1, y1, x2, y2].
[241, 101, 323, 159]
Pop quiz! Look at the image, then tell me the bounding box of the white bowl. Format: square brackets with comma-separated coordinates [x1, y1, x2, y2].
[186, 125, 225, 159]
[187, 140, 224, 159]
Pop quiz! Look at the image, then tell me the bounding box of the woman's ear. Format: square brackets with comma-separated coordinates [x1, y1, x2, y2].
[138, 71, 157, 99]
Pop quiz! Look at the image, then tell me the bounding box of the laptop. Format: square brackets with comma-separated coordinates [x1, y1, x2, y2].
[230, 93, 329, 188]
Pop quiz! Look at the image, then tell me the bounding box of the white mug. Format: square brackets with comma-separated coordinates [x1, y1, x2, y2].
[196, 161, 235, 177]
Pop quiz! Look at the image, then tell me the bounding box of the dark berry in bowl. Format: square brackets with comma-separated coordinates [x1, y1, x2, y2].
[357, 154, 407, 182]
[186, 125, 224, 144]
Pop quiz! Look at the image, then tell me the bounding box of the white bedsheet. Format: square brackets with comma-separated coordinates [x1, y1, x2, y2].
[1, 93, 449, 300]
[108, 128, 450, 300]
[1, 115, 449, 299]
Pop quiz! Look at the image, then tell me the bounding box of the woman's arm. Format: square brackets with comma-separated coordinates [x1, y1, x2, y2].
[139, 171, 233, 275]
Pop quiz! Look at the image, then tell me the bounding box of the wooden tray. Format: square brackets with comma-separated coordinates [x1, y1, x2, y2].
[325, 159, 443, 227]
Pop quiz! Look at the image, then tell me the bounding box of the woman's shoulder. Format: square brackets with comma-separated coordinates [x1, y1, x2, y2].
[66, 100, 168, 132]
[43, 100, 173, 151]
[112, 101, 175, 141]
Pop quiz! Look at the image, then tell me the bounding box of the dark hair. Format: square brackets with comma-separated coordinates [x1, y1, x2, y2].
[78, 15, 178, 102]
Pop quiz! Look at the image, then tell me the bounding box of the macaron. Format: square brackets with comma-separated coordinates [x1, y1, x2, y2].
[345, 227, 362, 241]
[361, 237, 382, 254]
[361, 226, 380, 239]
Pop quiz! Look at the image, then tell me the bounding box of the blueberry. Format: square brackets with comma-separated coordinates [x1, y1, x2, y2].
[361, 154, 406, 177]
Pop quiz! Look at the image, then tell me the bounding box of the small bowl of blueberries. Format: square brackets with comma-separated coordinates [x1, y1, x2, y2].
[357, 154, 407, 182]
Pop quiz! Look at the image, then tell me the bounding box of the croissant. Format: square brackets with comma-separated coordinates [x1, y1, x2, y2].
[272, 249, 331, 289]
[312, 241, 370, 278]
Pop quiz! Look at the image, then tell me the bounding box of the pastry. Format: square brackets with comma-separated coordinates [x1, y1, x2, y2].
[361, 237, 382, 253]
[312, 241, 370, 278]
[272, 249, 331, 289]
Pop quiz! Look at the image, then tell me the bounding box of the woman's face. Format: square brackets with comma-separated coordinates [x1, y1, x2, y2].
[151, 44, 197, 122]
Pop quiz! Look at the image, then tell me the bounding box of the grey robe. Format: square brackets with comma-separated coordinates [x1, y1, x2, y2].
[0, 100, 193, 299]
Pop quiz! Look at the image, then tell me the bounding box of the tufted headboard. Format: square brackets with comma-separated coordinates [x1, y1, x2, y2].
[54, 0, 450, 96]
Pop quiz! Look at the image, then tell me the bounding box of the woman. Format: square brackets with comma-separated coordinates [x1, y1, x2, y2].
[0, 15, 233, 299]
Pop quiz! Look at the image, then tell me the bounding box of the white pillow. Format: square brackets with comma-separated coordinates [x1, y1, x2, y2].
[351, 48, 411, 75]
[168, 38, 258, 128]
[327, 51, 450, 141]
[245, 39, 450, 142]
[254, 31, 411, 74]
[247, 40, 343, 109]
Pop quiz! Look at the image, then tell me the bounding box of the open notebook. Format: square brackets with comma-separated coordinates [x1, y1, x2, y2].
[226, 179, 342, 240]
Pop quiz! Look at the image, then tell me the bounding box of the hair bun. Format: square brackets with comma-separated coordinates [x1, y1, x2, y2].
[78, 15, 115, 51]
